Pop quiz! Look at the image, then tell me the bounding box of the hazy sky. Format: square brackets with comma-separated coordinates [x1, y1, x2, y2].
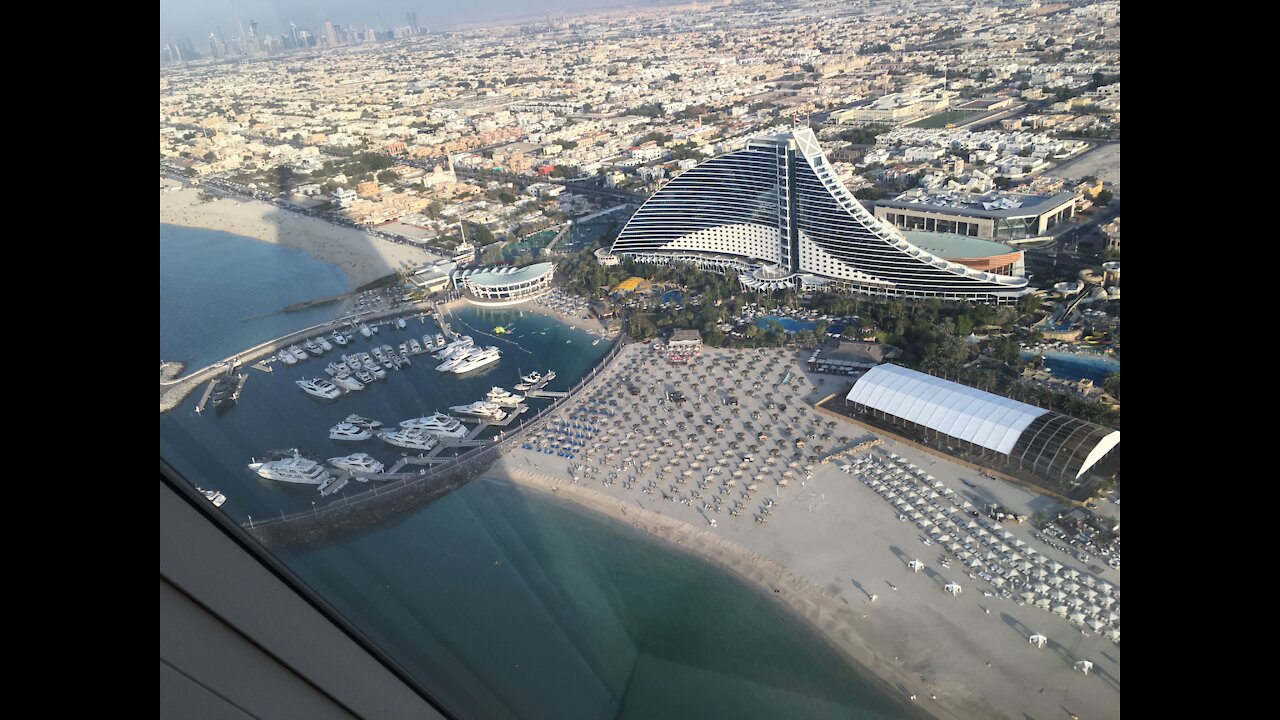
[159, 0, 643, 42]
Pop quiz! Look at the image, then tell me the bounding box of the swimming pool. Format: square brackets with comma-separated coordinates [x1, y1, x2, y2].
[1023, 351, 1120, 383]
[757, 315, 817, 333]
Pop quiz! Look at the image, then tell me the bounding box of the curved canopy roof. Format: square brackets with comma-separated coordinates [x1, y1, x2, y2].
[847, 364, 1047, 454]
[456, 262, 554, 288]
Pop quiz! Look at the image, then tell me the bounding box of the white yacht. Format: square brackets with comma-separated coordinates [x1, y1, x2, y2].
[344, 414, 383, 429]
[436, 351, 472, 372]
[198, 487, 227, 507]
[519, 370, 543, 385]
[296, 378, 342, 399]
[319, 337, 334, 351]
[304, 339, 323, 355]
[399, 412, 469, 438]
[333, 375, 365, 392]
[359, 324, 373, 338]
[249, 450, 332, 485]
[331, 331, 349, 347]
[288, 345, 309, 361]
[396, 317, 407, 329]
[409, 339, 423, 354]
[356, 369, 375, 384]
[379, 427, 439, 451]
[449, 400, 506, 421]
[399, 342, 409, 356]
[434, 334, 446, 348]
[330, 422, 373, 441]
[434, 336, 473, 360]
[453, 347, 501, 374]
[328, 453, 385, 474]
[486, 386, 526, 407]
[278, 352, 297, 366]
[369, 364, 387, 380]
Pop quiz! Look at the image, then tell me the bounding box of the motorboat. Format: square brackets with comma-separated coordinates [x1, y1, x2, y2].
[197, 487, 227, 507]
[331, 331, 349, 347]
[333, 374, 365, 392]
[304, 339, 323, 355]
[399, 412, 469, 438]
[359, 324, 373, 338]
[318, 337, 334, 351]
[452, 347, 501, 374]
[296, 377, 342, 399]
[434, 334, 446, 348]
[449, 400, 506, 421]
[356, 369, 375, 384]
[209, 374, 238, 407]
[328, 453, 385, 474]
[379, 427, 439, 451]
[434, 336, 473, 360]
[344, 414, 383, 429]
[330, 422, 373, 441]
[520, 371, 542, 385]
[249, 450, 332, 485]
[369, 364, 387, 379]
[436, 351, 472, 372]
[288, 345, 308, 361]
[278, 352, 297, 366]
[485, 386, 525, 407]
[408, 339, 423, 354]
[396, 317, 407, 329]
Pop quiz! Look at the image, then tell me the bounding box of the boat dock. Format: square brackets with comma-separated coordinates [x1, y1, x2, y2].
[526, 390, 568, 399]
[232, 373, 248, 400]
[194, 378, 217, 414]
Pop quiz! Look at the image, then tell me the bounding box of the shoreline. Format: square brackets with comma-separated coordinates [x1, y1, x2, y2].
[487, 458, 953, 720]
[160, 177, 438, 291]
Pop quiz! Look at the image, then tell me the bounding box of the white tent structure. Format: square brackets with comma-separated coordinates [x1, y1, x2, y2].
[1029, 633, 1048, 648]
[909, 559, 925, 573]
[1074, 660, 1094, 676]
[1105, 629, 1120, 643]
[944, 582, 962, 596]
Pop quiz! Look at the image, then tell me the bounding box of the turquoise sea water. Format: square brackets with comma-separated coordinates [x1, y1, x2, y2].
[1022, 351, 1120, 383]
[160, 223, 349, 369]
[159, 226, 922, 719]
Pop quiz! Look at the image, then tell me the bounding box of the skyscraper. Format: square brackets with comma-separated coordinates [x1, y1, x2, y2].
[611, 127, 1029, 303]
[408, 12, 418, 33]
[325, 20, 339, 48]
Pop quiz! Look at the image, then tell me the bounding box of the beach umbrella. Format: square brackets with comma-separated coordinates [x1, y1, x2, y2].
[1099, 582, 1114, 595]
[1064, 568, 1080, 580]
[1085, 604, 1102, 617]
[1048, 561, 1064, 574]
[1063, 581, 1080, 594]
[1104, 610, 1120, 623]
[1087, 618, 1106, 632]
[1001, 531, 1015, 541]
[1051, 590, 1068, 602]
[1084, 588, 1099, 600]
[1068, 612, 1087, 625]
[1029, 633, 1048, 648]
[1106, 629, 1120, 643]
[1052, 605, 1069, 617]
[1035, 598, 1051, 609]
[1019, 560, 1034, 572]
[1100, 595, 1116, 607]
[1069, 597, 1085, 608]
[1021, 591, 1036, 603]
[1033, 582, 1050, 594]
[1083, 576, 1097, 587]
[1013, 539, 1027, 548]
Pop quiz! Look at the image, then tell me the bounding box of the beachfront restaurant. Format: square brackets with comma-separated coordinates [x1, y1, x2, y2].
[453, 262, 555, 306]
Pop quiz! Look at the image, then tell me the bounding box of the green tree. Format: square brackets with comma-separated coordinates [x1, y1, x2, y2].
[376, 170, 398, 183]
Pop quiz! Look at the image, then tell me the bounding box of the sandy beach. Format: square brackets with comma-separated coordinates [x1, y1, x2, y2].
[160, 178, 438, 290]
[483, 344, 1120, 720]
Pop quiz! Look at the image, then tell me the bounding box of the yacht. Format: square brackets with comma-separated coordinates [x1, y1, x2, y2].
[249, 450, 332, 485]
[328, 453, 385, 474]
[513, 381, 533, 392]
[288, 345, 309, 361]
[319, 337, 334, 351]
[485, 386, 525, 407]
[331, 331, 349, 347]
[344, 414, 383, 429]
[356, 369, 375, 384]
[409, 339, 423, 354]
[379, 427, 439, 451]
[452, 347, 501, 374]
[210, 374, 238, 407]
[333, 374, 365, 392]
[304, 339, 323, 355]
[449, 400, 506, 421]
[318, 475, 350, 497]
[542, 369, 557, 383]
[396, 317, 407, 330]
[381, 344, 395, 357]
[330, 422, 373, 441]
[436, 351, 472, 372]
[399, 412, 469, 438]
[278, 352, 297, 366]
[296, 377, 342, 399]
[519, 370, 543, 385]
[325, 362, 344, 376]
[399, 342, 409, 356]
[344, 355, 362, 371]
[434, 334, 446, 348]
[371, 347, 386, 363]
[197, 487, 227, 507]
[434, 336, 473, 360]
[368, 364, 387, 380]
[359, 324, 373, 338]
